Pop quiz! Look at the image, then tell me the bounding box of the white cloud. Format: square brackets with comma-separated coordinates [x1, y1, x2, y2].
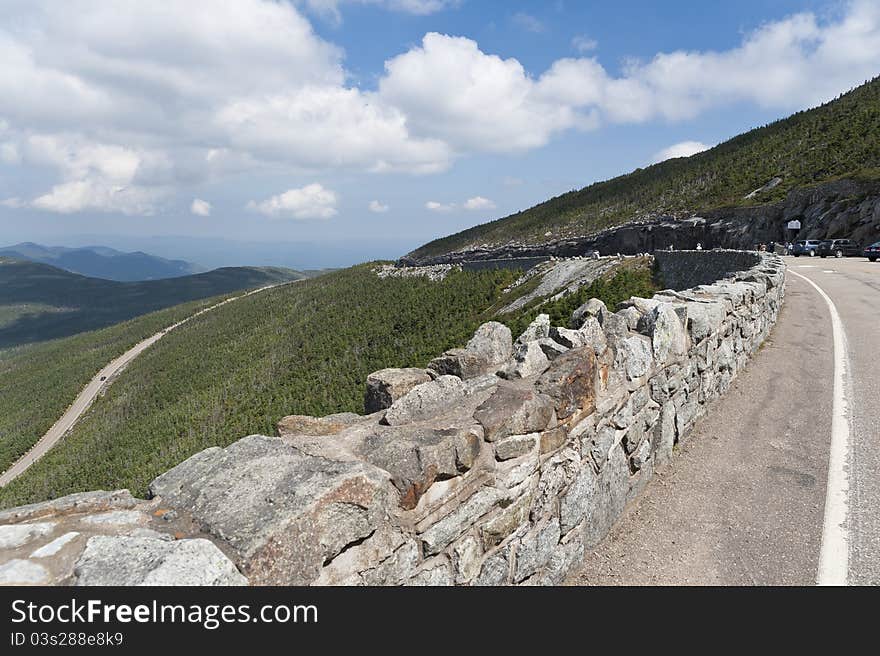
[0, 0, 448, 214]
[463, 196, 496, 210]
[426, 201, 455, 212]
[0, 197, 24, 208]
[380, 3, 880, 152]
[191, 198, 211, 216]
[32, 180, 163, 215]
[369, 200, 389, 213]
[380, 33, 592, 153]
[426, 196, 496, 212]
[571, 35, 598, 53]
[651, 141, 712, 164]
[248, 184, 338, 219]
[512, 12, 545, 33]
[18, 133, 171, 214]
[0, 0, 878, 215]
[303, 0, 456, 22]
[215, 86, 452, 174]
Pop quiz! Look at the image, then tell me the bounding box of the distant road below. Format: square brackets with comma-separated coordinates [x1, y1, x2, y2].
[0, 282, 293, 488]
[569, 257, 879, 585]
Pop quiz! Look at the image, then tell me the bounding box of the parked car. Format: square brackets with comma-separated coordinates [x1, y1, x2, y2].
[792, 240, 822, 257]
[865, 241, 880, 262]
[100, 376, 107, 381]
[818, 239, 862, 258]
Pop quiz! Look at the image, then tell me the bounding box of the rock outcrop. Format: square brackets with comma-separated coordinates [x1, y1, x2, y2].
[0, 250, 785, 587]
[400, 179, 880, 266]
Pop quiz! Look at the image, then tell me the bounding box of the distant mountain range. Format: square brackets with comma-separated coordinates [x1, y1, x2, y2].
[0, 243, 206, 281]
[0, 257, 308, 348]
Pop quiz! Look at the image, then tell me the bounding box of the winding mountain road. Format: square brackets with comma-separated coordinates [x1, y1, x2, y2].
[569, 257, 880, 585]
[0, 282, 290, 488]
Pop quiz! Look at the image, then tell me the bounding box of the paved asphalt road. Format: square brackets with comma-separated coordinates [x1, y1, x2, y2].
[0, 283, 287, 488]
[569, 257, 879, 585]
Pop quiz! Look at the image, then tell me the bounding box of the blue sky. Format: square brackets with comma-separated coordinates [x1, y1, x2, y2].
[1, 0, 878, 267]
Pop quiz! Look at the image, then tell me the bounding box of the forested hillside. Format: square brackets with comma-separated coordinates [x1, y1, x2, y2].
[0, 265, 516, 505]
[0, 260, 661, 508]
[411, 76, 880, 259]
[0, 295, 234, 475]
[0, 258, 306, 348]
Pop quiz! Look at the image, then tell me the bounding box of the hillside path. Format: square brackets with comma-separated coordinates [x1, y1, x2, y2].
[0, 282, 292, 487]
[569, 258, 880, 585]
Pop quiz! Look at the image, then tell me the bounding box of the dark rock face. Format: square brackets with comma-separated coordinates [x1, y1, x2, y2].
[401, 179, 880, 266]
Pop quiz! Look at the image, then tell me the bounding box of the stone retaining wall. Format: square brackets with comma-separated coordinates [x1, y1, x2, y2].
[654, 249, 761, 290]
[0, 251, 785, 586]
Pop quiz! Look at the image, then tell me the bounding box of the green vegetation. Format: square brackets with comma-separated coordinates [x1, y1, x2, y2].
[0, 294, 236, 474]
[0, 258, 307, 348]
[0, 256, 664, 508]
[500, 260, 661, 338]
[411, 76, 880, 259]
[0, 265, 520, 506]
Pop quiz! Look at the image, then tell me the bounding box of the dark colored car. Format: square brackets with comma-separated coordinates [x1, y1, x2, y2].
[792, 240, 822, 257]
[865, 241, 880, 262]
[818, 239, 862, 258]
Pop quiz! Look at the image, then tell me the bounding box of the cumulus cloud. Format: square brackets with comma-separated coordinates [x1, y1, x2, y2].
[380, 3, 880, 151]
[425, 201, 455, 212]
[248, 184, 338, 219]
[191, 198, 211, 216]
[215, 86, 452, 174]
[18, 133, 172, 214]
[651, 141, 712, 164]
[369, 200, 389, 213]
[380, 33, 592, 153]
[463, 196, 496, 210]
[32, 181, 162, 215]
[0, 0, 446, 214]
[0, 0, 878, 215]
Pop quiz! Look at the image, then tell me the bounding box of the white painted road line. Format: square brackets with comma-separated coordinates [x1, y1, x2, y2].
[789, 270, 852, 586]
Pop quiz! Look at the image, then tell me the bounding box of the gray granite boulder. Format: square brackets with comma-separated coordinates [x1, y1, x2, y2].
[516, 314, 550, 344]
[354, 423, 482, 509]
[383, 375, 466, 426]
[429, 322, 513, 380]
[149, 435, 394, 585]
[277, 412, 362, 437]
[364, 368, 432, 413]
[535, 348, 597, 420]
[473, 382, 556, 441]
[74, 536, 247, 586]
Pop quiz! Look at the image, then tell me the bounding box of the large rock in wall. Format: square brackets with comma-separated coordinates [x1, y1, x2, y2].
[0, 251, 786, 586]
